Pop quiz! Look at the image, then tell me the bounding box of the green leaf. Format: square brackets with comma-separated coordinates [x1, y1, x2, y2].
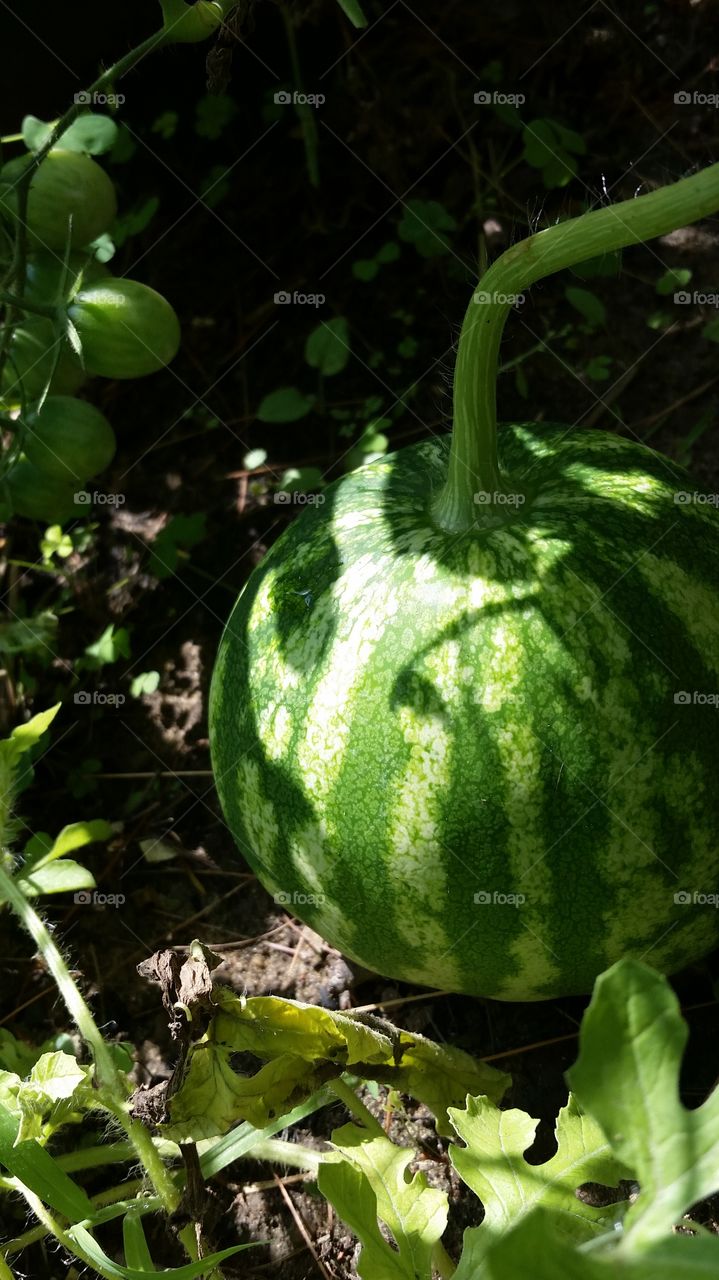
[320, 1126, 447, 1280]
[565, 286, 606, 327]
[656, 266, 692, 295]
[398, 199, 456, 258]
[552, 120, 587, 155]
[257, 387, 313, 423]
[702, 317, 719, 342]
[397, 335, 418, 358]
[243, 447, 267, 469]
[22, 113, 118, 155]
[450, 1093, 628, 1278]
[319, 1155, 410, 1279]
[113, 197, 160, 248]
[585, 355, 612, 381]
[305, 317, 351, 376]
[123, 1208, 156, 1272]
[69, 1225, 251, 1280]
[279, 467, 325, 493]
[335, 0, 368, 27]
[376, 240, 400, 264]
[0, 611, 58, 656]
[22, 819, 112, 872]
[83, 624, 131, 669]
[569, 958, 719, 1249]
[194, 93, 237, 140]
[130, 671, 160, 698]
[0, 1030, 40, 1076]
[352, 258, 378, 282]
[0, 1100, 96, 1221]
[0, 705, 60, 773]
[15, 859, 96, 898]
[149, 513, 207, 578]
[523, 118, 583, 187]
[483, 1205, 719, 1279]
[164, 987, 508, 1140]
[19, 1050, 90, 1107]
[151, 111, 179, 141]
[109, 124, 137, 163]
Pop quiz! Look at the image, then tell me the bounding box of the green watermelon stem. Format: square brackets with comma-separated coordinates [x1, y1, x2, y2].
[432, 161, 719, 532]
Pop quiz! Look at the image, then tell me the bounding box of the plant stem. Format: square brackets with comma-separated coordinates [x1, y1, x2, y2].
[21, 1190, 118, 1280]
[330, 1076, 386, 1137]
[432, 161, 719, 532]
[0, 863, 119, 1089]
[0, 865, 193, 1248]
[281, 5, 320, 188]
[0, 290, 56, 319]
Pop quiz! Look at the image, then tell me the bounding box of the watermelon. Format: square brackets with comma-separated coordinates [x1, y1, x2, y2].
[210, 425, 719, 1000]
[210, 162, 719, 1000]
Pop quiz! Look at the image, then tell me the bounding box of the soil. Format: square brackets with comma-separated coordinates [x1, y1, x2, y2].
[2, 0, 719, 1275]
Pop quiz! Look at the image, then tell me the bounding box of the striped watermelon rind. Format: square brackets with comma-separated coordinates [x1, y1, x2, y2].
[210, 423, 719, 1000]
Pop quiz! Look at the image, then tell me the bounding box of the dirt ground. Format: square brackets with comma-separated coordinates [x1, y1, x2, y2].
[3, 1, 719, 1274]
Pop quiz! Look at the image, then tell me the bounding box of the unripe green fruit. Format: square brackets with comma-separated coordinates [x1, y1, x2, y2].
[68, 278, 181, 378]
[0, 149, 117, 251]
[24, 395, 116, 483]
[6, 458, 77, 522]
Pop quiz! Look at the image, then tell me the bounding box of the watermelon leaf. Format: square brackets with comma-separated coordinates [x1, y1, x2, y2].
[568, 957, 719, 1250]
[161, 982, 508, 1140]
[449, 1093, 629, 1278]
[482, 1205, 719, 1279]
[319, 1125, 448, 1280]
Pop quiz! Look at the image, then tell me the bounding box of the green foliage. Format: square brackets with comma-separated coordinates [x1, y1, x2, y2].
[320, 1127, 448, 1279]
[305, 317, 351, 375]
[148, 513, 207, 577]
[585, 354, 612, 380]
[523, 118, 586, 187]
[353, 240, 400, 281]
[398, 199, 456, 257]
[113, 196, 160, 247]
[257, 386, 313, 422]
[130, 670, 160, 697]
[163, 984, 508, 1140]
[565, 285, 607, 328]
[656, 266, 692, 295]
[311, 961, 719, 1278]
[194, 93, 237, 139]
[82, 623, 131, 670]
[21, 113, 119, 156]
